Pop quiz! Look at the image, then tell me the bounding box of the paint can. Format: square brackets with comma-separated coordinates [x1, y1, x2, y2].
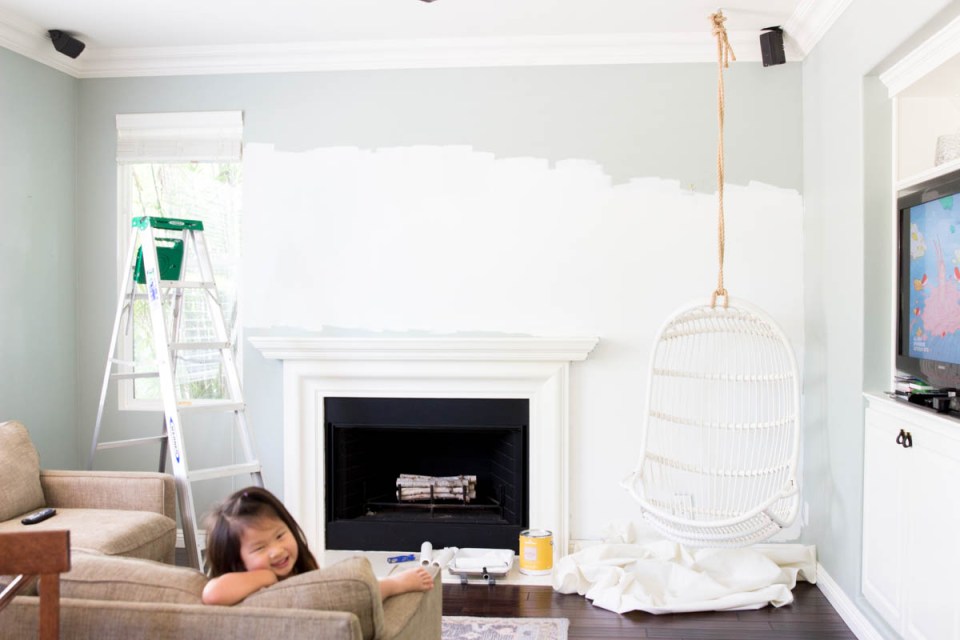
[519, 529, 553, 575]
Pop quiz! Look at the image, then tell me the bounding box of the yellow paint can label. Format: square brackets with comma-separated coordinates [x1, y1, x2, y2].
[519, 529, 553, 575]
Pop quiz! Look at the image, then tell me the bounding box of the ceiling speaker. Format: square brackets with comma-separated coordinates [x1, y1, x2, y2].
[48, 30, 86, 59]
[759, 27, 785, 67]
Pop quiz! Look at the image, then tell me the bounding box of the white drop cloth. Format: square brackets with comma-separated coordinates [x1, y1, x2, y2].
[552, 521, 816, 614]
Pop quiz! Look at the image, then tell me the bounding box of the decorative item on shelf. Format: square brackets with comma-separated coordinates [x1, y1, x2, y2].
[935, 132, 960, 166]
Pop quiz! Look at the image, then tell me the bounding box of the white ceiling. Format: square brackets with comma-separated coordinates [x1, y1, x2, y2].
[0, 0, 848, 77]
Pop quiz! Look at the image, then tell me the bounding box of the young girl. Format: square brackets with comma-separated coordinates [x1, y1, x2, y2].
[202, 486, 434, 606]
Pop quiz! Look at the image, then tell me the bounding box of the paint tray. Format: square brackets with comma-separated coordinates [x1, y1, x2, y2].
[448, 548, 514, 584]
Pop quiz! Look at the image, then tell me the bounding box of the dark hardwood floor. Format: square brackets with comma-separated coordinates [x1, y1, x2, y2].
[177, 549, 854, 639]
[442, 582, 857, 640]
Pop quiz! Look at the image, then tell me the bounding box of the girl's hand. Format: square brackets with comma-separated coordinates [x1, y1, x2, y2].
[202, 569, 278, 606]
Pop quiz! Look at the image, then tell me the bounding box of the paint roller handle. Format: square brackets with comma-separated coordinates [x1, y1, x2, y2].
[387, 554, 416, 564]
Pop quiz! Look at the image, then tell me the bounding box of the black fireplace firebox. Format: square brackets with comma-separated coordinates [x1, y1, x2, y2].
[324, 397, 529, 552]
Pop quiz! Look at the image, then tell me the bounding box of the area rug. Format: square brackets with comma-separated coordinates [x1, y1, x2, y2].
[442, 615, 569, 640]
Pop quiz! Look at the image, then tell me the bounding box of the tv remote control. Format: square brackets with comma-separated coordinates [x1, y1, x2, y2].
[21, 508, 56, 525]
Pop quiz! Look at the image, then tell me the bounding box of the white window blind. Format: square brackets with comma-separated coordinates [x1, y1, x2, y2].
[116, 111, 243, 163]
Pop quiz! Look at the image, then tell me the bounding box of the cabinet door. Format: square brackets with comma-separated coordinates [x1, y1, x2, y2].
[862, 408, 905, 631]
[903, 427, 960, 640]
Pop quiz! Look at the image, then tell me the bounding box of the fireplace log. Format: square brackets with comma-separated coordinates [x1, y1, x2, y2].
[398, 489, 477, 500]
[396, 474, 477, 502]
[398, 488, 466, 500]
[398, 487, 468, 497]
[396, 479, 473, 489]
[397, 474, 477, 485]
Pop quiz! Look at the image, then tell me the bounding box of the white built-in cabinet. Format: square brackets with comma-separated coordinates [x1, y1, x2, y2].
[862, 393, 960, 640]
[863, 18, 960, 639]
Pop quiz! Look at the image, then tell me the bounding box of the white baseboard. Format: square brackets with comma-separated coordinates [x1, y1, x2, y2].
[815, 563, 884, 640]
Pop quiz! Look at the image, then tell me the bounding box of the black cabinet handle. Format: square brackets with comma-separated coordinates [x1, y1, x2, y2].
[895, 429, 914, 448]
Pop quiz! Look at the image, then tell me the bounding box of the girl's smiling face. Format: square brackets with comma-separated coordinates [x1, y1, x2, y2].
[238, 515, 299, 579]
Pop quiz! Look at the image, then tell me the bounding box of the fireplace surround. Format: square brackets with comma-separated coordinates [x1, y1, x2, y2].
[250, 336, 598, 556]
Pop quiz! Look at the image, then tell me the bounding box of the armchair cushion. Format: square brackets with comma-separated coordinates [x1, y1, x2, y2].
[0, 508, 175, 561]
[0, 421, 45, 522]
[39, 469, 176, 521]
[239, 556, 384, 640]
[61, 552, 206, 604]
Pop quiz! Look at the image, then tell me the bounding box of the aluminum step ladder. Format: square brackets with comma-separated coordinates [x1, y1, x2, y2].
[89, 216, 263, 570]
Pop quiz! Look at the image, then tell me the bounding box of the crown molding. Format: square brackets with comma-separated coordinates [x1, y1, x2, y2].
[879, 13, 960, 97]
[0, 1, 862, 79]
[782, 0, 854, 57]
[0, 23, 807, 79]
[75, 31, 782, 78]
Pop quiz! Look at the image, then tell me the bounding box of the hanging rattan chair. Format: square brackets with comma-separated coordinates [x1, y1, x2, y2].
[623, 298, 800, 547]
[620, 12, 801, 548]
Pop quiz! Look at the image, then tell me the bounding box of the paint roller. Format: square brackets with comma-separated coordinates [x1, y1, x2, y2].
[431, 547, 457, 569]
[419, 541, 433, 566]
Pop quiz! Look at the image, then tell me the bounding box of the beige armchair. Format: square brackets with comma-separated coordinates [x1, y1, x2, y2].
[1, 554, 441, 640]
[0, 420, 176, 565]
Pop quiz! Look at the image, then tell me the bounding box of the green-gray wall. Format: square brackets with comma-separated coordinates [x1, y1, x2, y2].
[74, 63, 803, 515]
[802, 0, 956, 636]
[0, 48, 78, 468]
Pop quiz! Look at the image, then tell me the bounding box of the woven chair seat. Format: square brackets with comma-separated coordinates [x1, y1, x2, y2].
[624, 298, 801, 548]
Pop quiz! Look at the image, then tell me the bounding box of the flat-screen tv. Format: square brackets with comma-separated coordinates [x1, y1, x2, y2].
[897, 167, 960, 389]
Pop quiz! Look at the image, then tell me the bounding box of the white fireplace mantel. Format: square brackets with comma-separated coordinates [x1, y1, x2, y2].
[250, 335, 599, 557]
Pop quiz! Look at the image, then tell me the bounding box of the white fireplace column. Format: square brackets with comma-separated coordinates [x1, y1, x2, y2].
[249, 336, 598, 557]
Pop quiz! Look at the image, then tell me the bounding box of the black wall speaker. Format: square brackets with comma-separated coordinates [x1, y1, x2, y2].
[759, 26, 786, 67]
[48, 30, 86, 59]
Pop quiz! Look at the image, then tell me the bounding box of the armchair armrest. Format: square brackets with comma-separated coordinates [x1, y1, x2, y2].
[39, 471, 175, 520]
[380, 565, 441, 640]
[240, 556, 384, 640]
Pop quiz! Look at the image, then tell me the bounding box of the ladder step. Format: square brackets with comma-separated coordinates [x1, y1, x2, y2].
[124, 281, 214, 299]
[159, 281, 216, 289]
[170, 341, 231, 350]
[96, 435, 167, 450]
[188, 462, 262, 483]
[176, 400, 245, 412]
[112, 371, 160, 380]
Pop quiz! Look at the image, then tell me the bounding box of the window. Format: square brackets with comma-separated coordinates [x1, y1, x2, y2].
[116, 112, 243, 407]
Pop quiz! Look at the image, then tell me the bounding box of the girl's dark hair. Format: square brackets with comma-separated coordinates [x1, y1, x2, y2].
[204, 486, 318, 578]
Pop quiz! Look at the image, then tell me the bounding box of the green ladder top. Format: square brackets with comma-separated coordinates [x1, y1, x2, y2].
[132, 216, 204, 231]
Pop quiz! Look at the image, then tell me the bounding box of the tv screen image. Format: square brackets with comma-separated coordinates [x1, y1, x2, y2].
[898, 167, 960, 390]
[905, 192, 960, 364]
